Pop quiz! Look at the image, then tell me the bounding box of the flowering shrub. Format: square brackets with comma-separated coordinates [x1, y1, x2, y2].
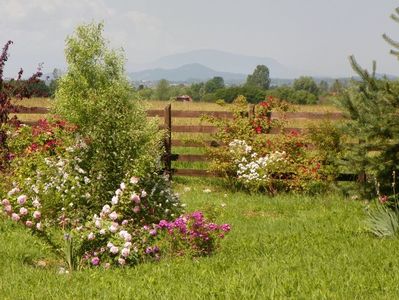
[157, 211, 231, 257]
[206, 96, 329, 193]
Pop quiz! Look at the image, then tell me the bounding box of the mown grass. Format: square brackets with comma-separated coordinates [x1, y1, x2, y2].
[1, 178, 399, 299]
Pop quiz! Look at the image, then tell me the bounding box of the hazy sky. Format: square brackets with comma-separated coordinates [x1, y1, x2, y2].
[1, 0, 399, 77]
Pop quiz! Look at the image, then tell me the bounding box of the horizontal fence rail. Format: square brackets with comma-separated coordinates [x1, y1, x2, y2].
[10, 103, 360, 181]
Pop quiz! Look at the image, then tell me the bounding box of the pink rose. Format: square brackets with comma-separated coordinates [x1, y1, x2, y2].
[33, 211, 41, 220]
[25, 220, 33, 228]
[19, 207, 28, 216]
[1, 199, 10, 206]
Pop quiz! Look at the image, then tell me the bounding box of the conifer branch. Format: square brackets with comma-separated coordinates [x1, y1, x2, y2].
[383, 34, 399, 50]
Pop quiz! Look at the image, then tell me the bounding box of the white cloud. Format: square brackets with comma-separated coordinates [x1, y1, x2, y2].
[0, 0, 181, 75]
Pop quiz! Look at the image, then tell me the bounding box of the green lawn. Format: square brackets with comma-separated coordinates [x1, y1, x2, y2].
[1, 178, 399, 299]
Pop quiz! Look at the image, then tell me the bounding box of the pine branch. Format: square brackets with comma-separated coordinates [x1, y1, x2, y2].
[383, 34, 399, 51]
[349, 55, 377, 90]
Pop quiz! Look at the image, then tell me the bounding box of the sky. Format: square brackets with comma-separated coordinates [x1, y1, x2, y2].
[1, 0, 399, 78]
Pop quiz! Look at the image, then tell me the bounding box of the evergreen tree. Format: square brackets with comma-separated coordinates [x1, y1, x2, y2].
[339, 31, 399, 197]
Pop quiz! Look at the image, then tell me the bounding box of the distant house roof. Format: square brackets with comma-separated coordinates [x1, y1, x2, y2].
[176, 95, 193, 102]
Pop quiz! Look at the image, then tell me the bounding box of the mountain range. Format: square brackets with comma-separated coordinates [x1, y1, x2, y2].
[129, 49, 301, 83]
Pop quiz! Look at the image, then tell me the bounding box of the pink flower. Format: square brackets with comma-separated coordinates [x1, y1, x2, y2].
[4, 205, 12, 213]
[124, 242, 132, 248]
[91, 257, 100, 266]
[109, 223, 118, 233]
[379, 195, 388, 204]
[25, 220, 33, 228]
[33, 211, 41, 220]
[131, 193, 140, 204]
[133, 206, 140, 213]
[121, 248, 130, 257]
[118, 258, 126, 265]
[17, 195, 27, 205]
[102, 205, 111, 214]
[11, 213, 20, 222]
[109, 211, 118, 221]
[19, 207, 28, 216]
[149, 229, 157, 236]
[1, 199, 10, 206]
[220, 224, 231, 232]
[121, 219, 128, 226]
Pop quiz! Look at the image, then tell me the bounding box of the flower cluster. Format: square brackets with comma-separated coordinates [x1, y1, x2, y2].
[1, 189, 43, 231]
[157, 211, 231, 257]
[229, 139, 287, 189]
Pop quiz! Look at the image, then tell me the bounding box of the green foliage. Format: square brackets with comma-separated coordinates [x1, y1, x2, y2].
[214, 85, 266, 103]
[205, 96, 328, 193]
[265, 86, 318, 104]
[54, 22, 163, 204]
[293, 76, 320, 96]
[246, 65, 271, 90]
[204, 76, 224, 93]
[338, 55, 399, 197]
[155, 79, 170, 100]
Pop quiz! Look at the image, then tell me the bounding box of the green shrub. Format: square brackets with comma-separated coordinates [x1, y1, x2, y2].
[54, 22, 163, 205]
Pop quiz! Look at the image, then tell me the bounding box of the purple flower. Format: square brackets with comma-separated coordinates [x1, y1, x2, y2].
[145, 247, 152, 254]
[149, 229, 157, 236]
[158, 220, 169, 228]
[17, 195, 27, 205]
[91, 257, 100, 266]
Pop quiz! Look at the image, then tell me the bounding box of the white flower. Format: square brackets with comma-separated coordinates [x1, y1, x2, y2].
[130, 176, 139, 184]
[203, 188, 211, 193]
[95, 220, 102, 228]
[120, 182, 126, 190]
[107, 242, 114, 248]
[102, 205, 111, 214]
[111, 196, 119, 205]
[36, 223, 42, 230]
[87, 232, 95, 240]
[118, 258, 126, 265]
[99, 229, 106, 235]
[124, 242, 132, 248]
[109, 223, 118, 233]
[115, 189, 122, 196]
[110, 246, 119, 254]
[141, 190, 147, 198]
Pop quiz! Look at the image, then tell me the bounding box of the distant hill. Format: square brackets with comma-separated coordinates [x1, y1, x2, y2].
[131, 49, 300, 79]
[129, 63, 247, 84]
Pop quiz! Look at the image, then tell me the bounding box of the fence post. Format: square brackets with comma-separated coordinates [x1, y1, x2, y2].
[248, 104, 255, 121]
[164, 104, 172, 179]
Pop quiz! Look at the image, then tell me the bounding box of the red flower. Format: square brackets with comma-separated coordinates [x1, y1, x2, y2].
[379, 195, 388, 204]
[255, 126, 262, 134]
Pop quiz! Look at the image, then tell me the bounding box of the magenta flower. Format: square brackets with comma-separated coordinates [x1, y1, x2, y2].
[220, 224, 231, 232]
[149, 229, 157, 236]
[91, 257, 100, 266]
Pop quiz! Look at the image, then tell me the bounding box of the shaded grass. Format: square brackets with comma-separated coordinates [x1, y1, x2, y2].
[1, 180, 399, 299]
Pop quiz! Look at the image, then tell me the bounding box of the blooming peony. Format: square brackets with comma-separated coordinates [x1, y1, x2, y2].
[110, 246, 119, 254]
[121, 248, 130, 257]
[17, 195, 27, 205]
[102, 205, 111, 214]
[109, 211, 118, 221]
[11, 213, 20, 222]
[19, 207, 28, 216]
[33, 211, 41, 220]
[91, 257, 100, 266]
[1, 199, 10, 206]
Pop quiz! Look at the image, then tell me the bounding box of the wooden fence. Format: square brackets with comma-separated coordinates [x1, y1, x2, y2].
[10, 104, 360, 181]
